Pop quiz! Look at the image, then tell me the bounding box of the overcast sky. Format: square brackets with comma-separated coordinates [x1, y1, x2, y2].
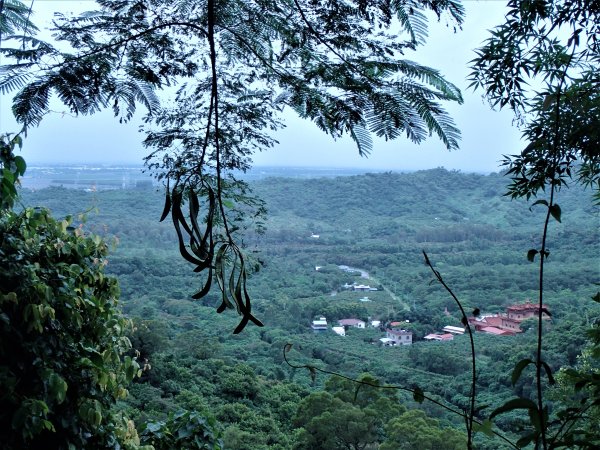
[0, 1, 524, 172]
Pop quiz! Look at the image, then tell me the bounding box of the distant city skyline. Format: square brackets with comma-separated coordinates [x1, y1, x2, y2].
[0, 1, 524, 173]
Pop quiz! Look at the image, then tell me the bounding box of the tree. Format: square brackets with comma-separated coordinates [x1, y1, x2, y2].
[0, 0, 38, 44]
[380, 409, 466, 450]
[469, 2, 599, 448]
[1, 0, 465, 330]
[293, 373, 403, 450]
[0, 207, 144, 449]
[141, 410, 223, 450]
[293, 391, 382, 450]
[469, 0, 599, 200]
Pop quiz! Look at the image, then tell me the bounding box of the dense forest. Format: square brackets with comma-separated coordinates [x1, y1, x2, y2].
[15, 168, 599, 449]
[1, 0, 598, 448]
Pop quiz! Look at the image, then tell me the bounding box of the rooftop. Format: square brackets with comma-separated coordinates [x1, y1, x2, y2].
[480, 326, 515, 336]
[507, 302, 549, 312]
[338, 319, 365, 326]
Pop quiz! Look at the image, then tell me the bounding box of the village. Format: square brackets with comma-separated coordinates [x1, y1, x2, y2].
[311, 265, 551, 345]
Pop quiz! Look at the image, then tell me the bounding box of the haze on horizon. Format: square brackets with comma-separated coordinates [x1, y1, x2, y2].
[0, 1, 524, 174]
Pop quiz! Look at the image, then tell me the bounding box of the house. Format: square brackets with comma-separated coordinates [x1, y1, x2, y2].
[353, 284, 371, 291]
[310, 233, 320, 239]
[424, 333, 454, 341]
[370, 320, 381, 328]
[311, 316, 328, 332]
[443, 325, 465, 335]
[332, 326, 346, 336]
[385, 328, 413, 346]
[468, 301, 551, 336]
[338, 319, 366, 329]
[507, 301, 550, 321]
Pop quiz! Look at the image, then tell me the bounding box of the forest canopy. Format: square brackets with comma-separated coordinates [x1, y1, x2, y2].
[0, 0, 599, 449]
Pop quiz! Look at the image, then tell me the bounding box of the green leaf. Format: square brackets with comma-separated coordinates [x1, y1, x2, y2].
[512, 358, 534, 386]
[413, 385, 425, 404]
[516, 432, 537, 448]
[528, 405, 542, 432]
[49, 373, 68, 404]
[549, 204, 561, 222]
[472, 419, 494, 437]
[14, 156, 26, 176]
[529, 199, 548, 210]
[541, 361, 555, 385]
[527, 249, 538, 262]
[3, 168, 15, 183]
[490, 398, 538, 420]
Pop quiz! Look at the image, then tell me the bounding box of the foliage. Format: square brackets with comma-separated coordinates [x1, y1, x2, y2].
[469, 0, 600, 199]
[19, 168, 600, 449]
[293, 373, 467, 450]
[0, 133, 26, 210]
[0, 0, 38, 42]
[292, 374, 399, 450]
[1, 0, 466, 327]
[0, 207, 144, 449]
[141, 410, 223, 450]
[550, 302, 600, 448]
[380, 409, 466, 450]
[469, 2, 600, 448]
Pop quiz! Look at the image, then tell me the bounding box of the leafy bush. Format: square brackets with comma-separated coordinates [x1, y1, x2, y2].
[0, 208, 144, 449]
[141, 410, 223, 450]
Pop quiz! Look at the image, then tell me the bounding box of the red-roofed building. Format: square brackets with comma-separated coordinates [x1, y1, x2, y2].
[469, 301, 551, 336]
[480, 326, 516, 336]
[507, 301, 550, 321]
[424, 333, 454, 341]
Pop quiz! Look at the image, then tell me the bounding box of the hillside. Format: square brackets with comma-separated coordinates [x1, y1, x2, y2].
[19, 168, 600, 449]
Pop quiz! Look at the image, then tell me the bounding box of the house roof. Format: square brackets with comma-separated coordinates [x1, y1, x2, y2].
[424, 333, 454, 341]
[480, 326, 515, 336]
[507, 302, 549, 312]
[390, 321, 403, 327]
[338, 319, 365, 326]
[443, 325, 465, 334]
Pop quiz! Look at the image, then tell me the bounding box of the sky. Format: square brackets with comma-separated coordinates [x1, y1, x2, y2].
[0, 1, 524, 172]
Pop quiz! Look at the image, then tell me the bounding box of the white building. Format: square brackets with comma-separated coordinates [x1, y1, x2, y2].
[311, 317, 328, 332]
